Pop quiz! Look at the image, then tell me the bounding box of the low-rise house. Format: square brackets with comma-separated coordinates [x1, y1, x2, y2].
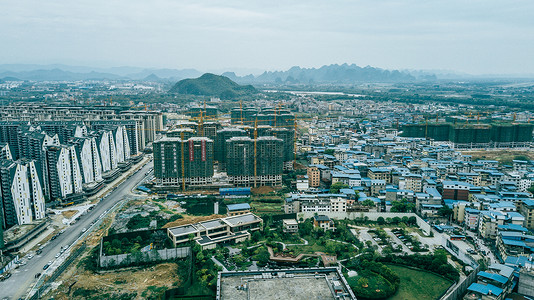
[313, 215, 335, 231]
[465, 208, 481, 231]
[496, 231, 534, 261]
[464, 283, 504, 300]
[226, 203, 251, 216]
[520, 200, 534, 230]
[478, 211, 506, 240]
[282, 219, 299, 233]
[167, 213, 263, 249]
[296, 175, 309, 191]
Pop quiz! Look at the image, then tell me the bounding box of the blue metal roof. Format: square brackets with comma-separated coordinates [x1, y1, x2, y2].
[137, 185, 151, 192]
[498, 224, 528, 232]
[501, 239, 526, 247]
[467, 283, 503, 296]
[226, 203, 251, 211]
[477, 271, 508, 285]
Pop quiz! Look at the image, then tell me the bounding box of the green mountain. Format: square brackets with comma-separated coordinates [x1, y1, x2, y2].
[169, 73, 257, 99]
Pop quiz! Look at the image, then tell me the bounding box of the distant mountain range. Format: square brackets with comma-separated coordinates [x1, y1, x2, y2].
[224, 64, 417, 84]
[1, 63, 532, 84]
[0, 64, 202, 82]
[169, 73, 257, 99]
[0, 63, 421, 83]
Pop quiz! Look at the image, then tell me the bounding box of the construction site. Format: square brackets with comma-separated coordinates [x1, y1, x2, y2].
[217, 267, 356, 300]
[401, 122, 534, 148]
[152, 103, 298, 191]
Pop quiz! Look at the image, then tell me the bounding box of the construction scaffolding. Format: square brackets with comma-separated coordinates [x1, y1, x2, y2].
[402, 122, 534, 144]
[225, 136, 284, 187]
[153, 136, 214, 189]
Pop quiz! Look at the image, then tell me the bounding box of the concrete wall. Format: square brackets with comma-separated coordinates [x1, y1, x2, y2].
[518, 269, 534, 296]
[99, 245, 190, 268]
[298, 212, 431, 235]
[440, 236, 478, 268]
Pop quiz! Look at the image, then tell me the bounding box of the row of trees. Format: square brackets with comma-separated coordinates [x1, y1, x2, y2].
[102, 230, 169, 256]
[376, 215, 417, 226]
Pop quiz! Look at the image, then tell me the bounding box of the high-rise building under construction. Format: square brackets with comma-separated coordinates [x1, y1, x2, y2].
[153, 137, 214, 188]
[268, 127, 295, 170]
[215, 128, 247, 169]
[226, 136, 283, 186]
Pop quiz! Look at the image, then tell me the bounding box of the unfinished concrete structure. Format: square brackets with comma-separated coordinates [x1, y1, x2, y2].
[217, 267, 355, 300]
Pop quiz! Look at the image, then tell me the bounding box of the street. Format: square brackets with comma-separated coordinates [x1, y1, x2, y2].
[0, 160, 152, 300]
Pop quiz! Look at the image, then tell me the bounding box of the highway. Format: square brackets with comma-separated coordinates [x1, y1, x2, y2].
[0, 161, 152, 300]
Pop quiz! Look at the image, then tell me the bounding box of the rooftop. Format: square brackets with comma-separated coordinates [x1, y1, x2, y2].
[224, 213, 261, 226]
[168, 224, 198, 237]
[314, 215, 331, 222]
[466, 283, 503, 296]
[226, 203, 251, 211]
[218, 268, 355, 300]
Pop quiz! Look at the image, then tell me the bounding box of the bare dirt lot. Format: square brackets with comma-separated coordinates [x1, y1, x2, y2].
[61, 210, 78, 219]
[52, 263, 181, 300]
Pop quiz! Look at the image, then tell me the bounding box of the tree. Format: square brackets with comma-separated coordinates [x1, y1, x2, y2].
[361, 199, 376, 207]
[391, 199, 415, 213]
[358, 277, 369, 288]
[222, 247, 230, 258]
[438, 206, 453, 217]
[377, 217, 385, 225]
[330, 182, 349, 194]
[324, 149, 335, 155]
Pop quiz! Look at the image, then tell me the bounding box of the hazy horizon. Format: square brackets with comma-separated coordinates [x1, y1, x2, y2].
[1, 1, 533, 76]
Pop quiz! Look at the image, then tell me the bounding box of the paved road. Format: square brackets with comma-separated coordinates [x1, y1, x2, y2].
[0, 161, 152, 300]
[464, 230, 497, 264]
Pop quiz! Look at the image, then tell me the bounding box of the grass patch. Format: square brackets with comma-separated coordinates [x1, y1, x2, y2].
[287, 242, 326, 254]
[462, 150, 534, 165]
[386, 264, 452, 300]
[250, 201, 282, 214]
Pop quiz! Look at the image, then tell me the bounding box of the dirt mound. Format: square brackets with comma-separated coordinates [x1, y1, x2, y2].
[62, 210, 78, 218]
[294, 162, 307, 170]
[252, 186, 275, 195]
[161, 214, 224, 228]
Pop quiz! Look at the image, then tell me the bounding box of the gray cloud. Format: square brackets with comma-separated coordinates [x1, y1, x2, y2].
[1, 0, 533, 74]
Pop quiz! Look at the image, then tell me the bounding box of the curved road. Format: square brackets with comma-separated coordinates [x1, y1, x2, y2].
[0, 161, 152, 300]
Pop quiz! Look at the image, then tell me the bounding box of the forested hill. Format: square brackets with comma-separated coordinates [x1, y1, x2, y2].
[168, 73, 257, 99]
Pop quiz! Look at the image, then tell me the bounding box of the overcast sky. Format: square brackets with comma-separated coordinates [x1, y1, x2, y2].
[1, 0, 533, 75]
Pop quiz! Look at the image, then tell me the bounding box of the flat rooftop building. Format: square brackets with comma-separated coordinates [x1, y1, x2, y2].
[217, 267, 356, 300]
[167, 213, 262, 249]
